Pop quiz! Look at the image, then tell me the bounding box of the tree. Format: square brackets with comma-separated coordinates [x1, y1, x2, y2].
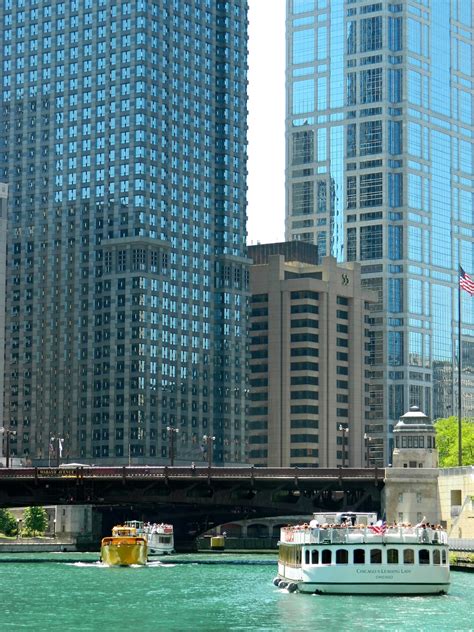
[435, 416, 474, 467]
[0, 509, 17, 537]
[23, 506, 48, 536]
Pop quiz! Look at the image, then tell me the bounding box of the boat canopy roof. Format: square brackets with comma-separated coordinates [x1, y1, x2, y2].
[112, 525, 138, 536]
[311, 512, 378, 526]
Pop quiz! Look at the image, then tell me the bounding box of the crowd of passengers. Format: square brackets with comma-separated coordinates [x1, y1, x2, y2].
[284, 520, 445, 531]
[142, 522, 173, 532]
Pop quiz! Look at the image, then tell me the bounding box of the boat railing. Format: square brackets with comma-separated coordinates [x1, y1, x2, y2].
[280, 525, 448, 546]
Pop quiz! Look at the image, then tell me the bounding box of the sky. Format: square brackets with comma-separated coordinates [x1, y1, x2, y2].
[247, 0, 286, 245]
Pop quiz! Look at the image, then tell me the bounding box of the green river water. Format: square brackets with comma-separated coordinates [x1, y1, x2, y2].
[0, 553, 472, 632]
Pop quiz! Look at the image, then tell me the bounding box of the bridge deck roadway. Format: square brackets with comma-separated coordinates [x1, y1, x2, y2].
[0, 466, 383, 508]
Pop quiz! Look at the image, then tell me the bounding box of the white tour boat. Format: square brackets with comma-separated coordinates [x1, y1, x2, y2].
[143, 522, 175, 555]
[274, 512, 450, 595]
[125, 521, 175, 555]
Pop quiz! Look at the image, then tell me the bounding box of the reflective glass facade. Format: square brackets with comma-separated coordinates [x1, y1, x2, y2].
[1, 0, 249, 465]
[286, 0, 474, 464]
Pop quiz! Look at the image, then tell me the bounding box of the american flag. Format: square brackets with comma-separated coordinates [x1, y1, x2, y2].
[460, 266, 474, 296]
[368, 520, 387, 535]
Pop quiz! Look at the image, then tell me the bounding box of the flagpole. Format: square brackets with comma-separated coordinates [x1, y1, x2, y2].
[458, 272, 463, 467]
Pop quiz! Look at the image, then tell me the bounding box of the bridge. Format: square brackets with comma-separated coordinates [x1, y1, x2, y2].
[0, 466, 384, 547]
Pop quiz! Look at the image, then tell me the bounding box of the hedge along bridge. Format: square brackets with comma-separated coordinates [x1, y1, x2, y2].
[0, 466, 383, 518]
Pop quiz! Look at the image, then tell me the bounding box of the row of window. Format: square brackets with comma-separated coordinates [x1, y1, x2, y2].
[280, 545, 447, 566]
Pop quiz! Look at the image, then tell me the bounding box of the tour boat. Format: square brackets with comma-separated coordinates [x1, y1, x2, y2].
[125, 521, 175, 555]
[274, 512, 450, 595]
[100, 524, 147, 566]
[143, 522, 175, 555]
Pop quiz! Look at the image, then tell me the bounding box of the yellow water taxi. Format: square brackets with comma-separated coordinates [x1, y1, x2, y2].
[100, 525, 148, 566]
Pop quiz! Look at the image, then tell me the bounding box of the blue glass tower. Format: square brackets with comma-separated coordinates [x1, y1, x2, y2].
[1, 0, 249, 465]
[286, 0, 474, 464]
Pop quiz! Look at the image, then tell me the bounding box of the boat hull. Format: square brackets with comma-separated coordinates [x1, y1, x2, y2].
[148, 548, 174, 555]
[146, 532, 174, 555]
[277, 563, 450, 595]
[294, 581, 450, 595]
[101, 542, 147, 566]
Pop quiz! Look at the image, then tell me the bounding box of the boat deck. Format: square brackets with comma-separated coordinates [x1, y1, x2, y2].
[280, 526, 448, 546]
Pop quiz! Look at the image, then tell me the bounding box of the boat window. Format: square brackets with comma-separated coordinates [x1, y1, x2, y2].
[336, 549, 348, 564]
[311, 549, 319, 565]
[353, 548, 365, 564]
[305, 549, 310, 565]
[370, 548, 382, 564]
[432, 549, 440, 565]
[403, 549, 414, 564]
[418, 549, 430, 565]
[442, 549, 447, 565]
[321, 549, 332, 564]
[387, 549, 399, 564]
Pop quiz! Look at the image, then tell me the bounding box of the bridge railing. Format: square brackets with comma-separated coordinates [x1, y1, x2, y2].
[0, 466, 382, 480]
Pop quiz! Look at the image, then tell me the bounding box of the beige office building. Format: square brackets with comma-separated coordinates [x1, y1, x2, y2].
[248, 243, 375, 468]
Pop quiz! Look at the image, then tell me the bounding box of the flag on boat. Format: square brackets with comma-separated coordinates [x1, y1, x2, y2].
[460, 266, 474, 295]
[368, 520, 387, 535]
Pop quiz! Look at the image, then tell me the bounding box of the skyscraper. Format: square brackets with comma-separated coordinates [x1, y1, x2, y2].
[286, 0, 474, 464]
[248, 243, 373, 468]
[1, 0, 249, 465]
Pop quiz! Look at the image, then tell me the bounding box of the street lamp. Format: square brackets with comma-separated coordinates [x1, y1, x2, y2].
[364, 432, 372, 467]
[339, 424, 349, 468]
[50, 436, 64, 467]
[0, 427, 17, 468]
[202, 434, 216, 469]
[167, 426, 179, 466]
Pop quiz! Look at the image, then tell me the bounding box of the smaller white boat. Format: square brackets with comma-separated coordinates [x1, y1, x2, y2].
[126, 521, 175, 555]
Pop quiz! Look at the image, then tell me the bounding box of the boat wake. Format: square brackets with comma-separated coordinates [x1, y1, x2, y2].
[66, 562, 108, 568]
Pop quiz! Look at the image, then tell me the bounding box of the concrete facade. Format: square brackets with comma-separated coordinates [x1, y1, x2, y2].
[438, 467, 474, 540]
[384, 467, 440, 526]
[248, 244, 375, 467]
[383, 407, 474, 536]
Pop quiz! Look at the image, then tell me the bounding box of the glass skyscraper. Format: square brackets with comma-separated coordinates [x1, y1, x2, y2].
[1, 0, 249, 465]
[286, 0, 474, 464]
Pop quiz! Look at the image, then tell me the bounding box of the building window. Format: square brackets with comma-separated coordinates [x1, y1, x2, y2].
[360, 120, 382, 155]
[347, 227, 357, 261]
[316, 180, 326, 213]
[292, 181, 313, 215]
[360, 173, 382, 207]
[360, 224, 382, 260]
[360, 16, 382, 52]
[347, 176, 357, 209]
[347, 123, 356, 157]
[292, 130, 314, 165]
[360, 68, 382, 103]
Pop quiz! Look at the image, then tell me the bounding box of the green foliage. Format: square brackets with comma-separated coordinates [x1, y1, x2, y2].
[0, 508, 18, 536]
[435, 416, 474, 467]
[23, 506, 48, 536]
